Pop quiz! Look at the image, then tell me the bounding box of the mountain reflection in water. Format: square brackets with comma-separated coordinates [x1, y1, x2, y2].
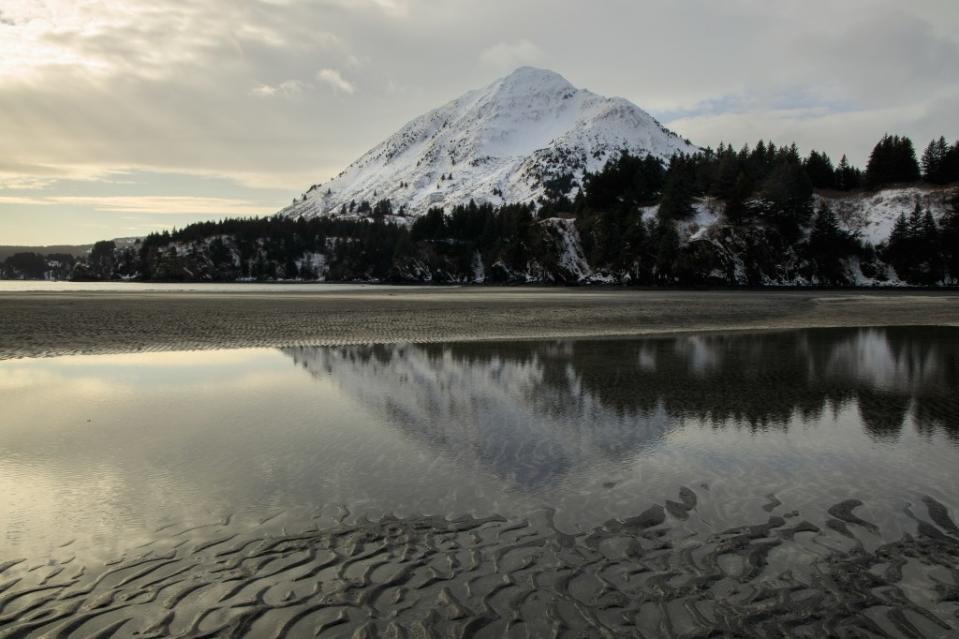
[284, 327, 958, 485]
[1, 328, 958, 638]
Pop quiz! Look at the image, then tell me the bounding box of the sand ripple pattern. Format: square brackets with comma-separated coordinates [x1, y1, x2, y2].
[3, 289, 959, 360]
[1, 493, 957, 638]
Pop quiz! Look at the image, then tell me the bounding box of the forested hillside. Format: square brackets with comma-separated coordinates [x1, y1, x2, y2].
[4, 134, 958, 286]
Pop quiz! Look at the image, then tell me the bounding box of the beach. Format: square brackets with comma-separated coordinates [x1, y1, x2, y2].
[2, 295, 959, 636]
[2, 287, 959, 359]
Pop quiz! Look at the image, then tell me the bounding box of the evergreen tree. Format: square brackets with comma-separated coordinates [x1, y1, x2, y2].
[921, 137, 950, 184]
[89, 240, 117, 280]
[284, 258, 300, 280]
[886, 200, 941, 284]
[887, 212, 909, 259]
[372, 199, 393, 221]
[804, 150, 835, 189]
[658, 155, 697, 221]
[944, 141, 959, 185]
[583, 151, 665, 210]
[588, 211, 619, 267]
[710, 144, 742, 200]
[806, 202, 856, 284]
[759, 160, 813, 241]
[209, 237, 232, 270]
[723, 171, 754, 224]
[653, 218, 680, 283]
[918, 208, 944, 284]
[907, 199, 923, 243]
[2, 252, 49, 279]
[941, 190, 959, 281]
[865, 134, 920, 188]
[835, 155, 862, 191]
[623, 215, 647, 261]
[410, 208, 447, 241]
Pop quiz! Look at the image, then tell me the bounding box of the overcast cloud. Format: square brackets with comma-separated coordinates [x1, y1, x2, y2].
[1, 0, 957, 244]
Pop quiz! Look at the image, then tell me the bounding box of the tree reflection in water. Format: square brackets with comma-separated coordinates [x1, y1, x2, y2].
[284, 326, 959, 490]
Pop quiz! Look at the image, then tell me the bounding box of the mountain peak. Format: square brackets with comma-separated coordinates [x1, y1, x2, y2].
[495, 66, 573, 91]
[281, 71, 697, 219]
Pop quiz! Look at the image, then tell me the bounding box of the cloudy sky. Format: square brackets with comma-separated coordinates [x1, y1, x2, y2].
[1, 0, 957, 245]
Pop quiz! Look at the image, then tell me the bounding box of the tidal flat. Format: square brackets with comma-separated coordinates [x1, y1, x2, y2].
[1, 286, 959, 359]
[0, 323, 958, 637]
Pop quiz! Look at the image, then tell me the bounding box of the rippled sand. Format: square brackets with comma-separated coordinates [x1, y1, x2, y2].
[1, 492, 957, 638]
[2, 288, 958, 359]
[3, 294, 959, 637]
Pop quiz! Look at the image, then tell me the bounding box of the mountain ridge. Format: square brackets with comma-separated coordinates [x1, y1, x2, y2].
[280, 67, 696, 219]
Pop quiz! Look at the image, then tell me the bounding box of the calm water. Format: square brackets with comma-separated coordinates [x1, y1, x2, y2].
[0, 280, 408, 293]
[1, 327, 957, 637]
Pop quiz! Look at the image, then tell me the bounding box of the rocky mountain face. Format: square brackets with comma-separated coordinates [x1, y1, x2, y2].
[279, 67, 696, 219]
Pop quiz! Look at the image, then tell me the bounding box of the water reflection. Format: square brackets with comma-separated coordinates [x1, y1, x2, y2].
[0, 327, 956, 566]
[284, 327, 959, 459]
[0, 327, 957, 637]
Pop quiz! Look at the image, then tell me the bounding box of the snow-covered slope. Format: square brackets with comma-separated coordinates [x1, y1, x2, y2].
[826, 187, 953, 246]
[280, 67, 697, 219]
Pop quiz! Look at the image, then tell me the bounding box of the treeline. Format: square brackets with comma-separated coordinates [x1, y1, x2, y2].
[563, 134, 959, 284]
[132, 204, 545, 283]
[0, 252, 76, 280]
[886, 201, 959, 285]
[571, 133, 958, 218]
[71, 182, 959, 287]
[4, 133, 958, 286]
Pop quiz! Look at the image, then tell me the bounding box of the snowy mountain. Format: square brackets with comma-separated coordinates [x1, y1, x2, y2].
[280, 67, 697, 219]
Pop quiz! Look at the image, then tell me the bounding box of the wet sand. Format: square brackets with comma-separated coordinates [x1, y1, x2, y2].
[3, 297, 959, 636]
[2, 492, 957, 638]
[1, 287, 958, 359]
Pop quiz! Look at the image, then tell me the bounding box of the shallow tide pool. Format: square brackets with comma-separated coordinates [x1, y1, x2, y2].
[1, 327, 957, 637]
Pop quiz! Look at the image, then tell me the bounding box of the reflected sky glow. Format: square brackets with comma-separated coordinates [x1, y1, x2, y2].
[1, 327, 957, 565]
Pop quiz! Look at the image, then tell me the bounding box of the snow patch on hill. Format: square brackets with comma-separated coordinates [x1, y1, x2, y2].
[827, 187, 952, 246]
